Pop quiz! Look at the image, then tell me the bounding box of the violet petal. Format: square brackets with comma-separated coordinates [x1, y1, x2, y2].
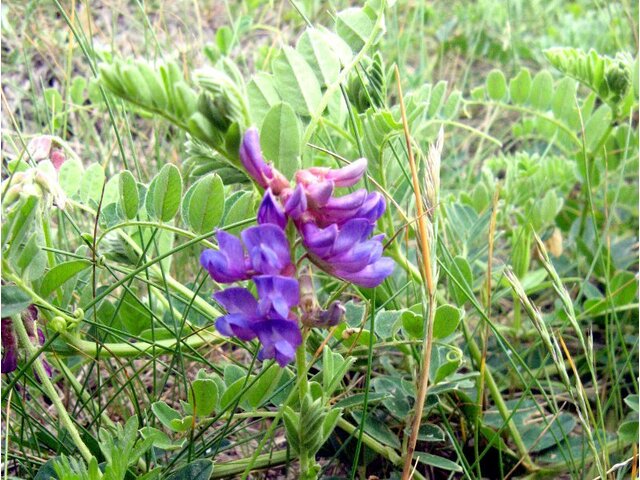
[242, 225, 292, 276]
[253, 319, 302, 367]
[326, 158, 368, 187]
[239, 128, 272, 188]
[335, 257, 395, 288]
[305, 180, 334, 209]
[254, 275, 300, 319]
[257, 189, 287, 229]
[216, 313, 257, 341]
[213, 288, 259, 316]
[284, 184, 307, 219]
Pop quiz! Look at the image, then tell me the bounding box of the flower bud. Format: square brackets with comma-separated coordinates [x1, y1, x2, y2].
[1, 317, 18, 373]
[317, 301, 345, 327]
[49, 316, 67, 332]
[22, 305, 38, 338]
[605, 61, 630, 102]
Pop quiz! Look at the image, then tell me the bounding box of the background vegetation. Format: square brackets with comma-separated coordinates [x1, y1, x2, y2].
[1, 0, 638, 478]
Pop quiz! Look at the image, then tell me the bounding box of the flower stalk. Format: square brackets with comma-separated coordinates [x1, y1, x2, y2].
[295, 332, 315, 477]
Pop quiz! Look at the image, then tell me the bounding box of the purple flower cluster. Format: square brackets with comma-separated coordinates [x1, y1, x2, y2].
[200, 128, 394, 366]
[200, 224, 301, 367]
[243, 127, 395, 288]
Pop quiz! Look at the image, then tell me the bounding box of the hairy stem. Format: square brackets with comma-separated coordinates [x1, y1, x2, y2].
[295, 333, 314, 477]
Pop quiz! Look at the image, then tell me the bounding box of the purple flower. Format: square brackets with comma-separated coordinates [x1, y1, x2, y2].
[300, 180, 334, 210]
[240, 128, 290, 194]
[257, 189, 287, 229]
[316, 190, 385, 228]
[298, 158, 367, 188]
[213, 276, 302, 366]
[284, 184, 307, 219]
[1, 307, 52, 378]
[254, 275, 300, 318]
[318, 301, 346, 327]
[301, 219, 394, 288]
[288, 159, 385, 228]
[253, 319, 302, 367]
[1, 317, 17, 373]
[200, 224, 295, 283]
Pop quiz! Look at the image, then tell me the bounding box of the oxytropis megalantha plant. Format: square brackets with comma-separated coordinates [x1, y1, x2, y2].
[199, 127, 395, 477]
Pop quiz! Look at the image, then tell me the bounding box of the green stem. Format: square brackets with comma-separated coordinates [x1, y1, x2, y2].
[55, 329, 222, 358]
[295, 333, 313, 476]
[211, 449, 290, 478]
[295, 337, 309, 401]
[52, 358, 148, 472]
[12, 315, 96, 467]
[41, 212, 56, 269]
[513, 297, 522, 333]
[95, 220, 216, 249]
[460, 319, 534, 469]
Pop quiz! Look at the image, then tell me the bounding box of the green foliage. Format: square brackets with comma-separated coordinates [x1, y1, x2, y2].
[39, 260, 92, 298]
[47, 416, 155, 480]
[117, 171, 139, 220]
[336, 7, 375, 52]
[544, 47, 633, 109]
[509, 67, 532, 104]
[181, 173, 225, 234]
[486, 69, 507, 101]
[3, 1, 638, 479]
[272, 46, 322, 117]
[165, 460, 213, 480]
[247, 72, 281, 127]
[432, 304, 461, 339]
[260, 102, 301, 178]
[194, 61, 250, 130]
[147, 164, 182, 222]
[1, 285, 32, 317]
[99, 59, 197, 123]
